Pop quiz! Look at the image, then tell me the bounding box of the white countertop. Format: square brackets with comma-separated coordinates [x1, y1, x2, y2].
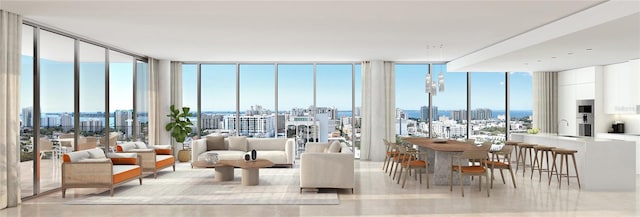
[512, 133, 625, 143]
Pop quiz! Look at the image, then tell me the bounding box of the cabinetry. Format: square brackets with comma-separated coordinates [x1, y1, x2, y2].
[558, 67, 596, 136]
[604, 60, 639, 114]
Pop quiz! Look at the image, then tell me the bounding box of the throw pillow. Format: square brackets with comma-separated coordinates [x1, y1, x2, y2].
[328, 141, 341, 153]
[206, 136, 225, 151]
[87, 148, 107, 159]
[228, 136, 248, 152]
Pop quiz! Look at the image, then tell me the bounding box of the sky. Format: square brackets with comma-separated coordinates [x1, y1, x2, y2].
[21, 59, 531, 115]
[183, 64, 363, 112]
[21, 56, 144, 113]
[395, 64, 533, 111]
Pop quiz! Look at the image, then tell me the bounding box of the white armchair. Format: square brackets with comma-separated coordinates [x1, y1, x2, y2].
[300, 142, 355, 193]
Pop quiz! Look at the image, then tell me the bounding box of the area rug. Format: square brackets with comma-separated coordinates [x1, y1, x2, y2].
[65, 167, 338, 205]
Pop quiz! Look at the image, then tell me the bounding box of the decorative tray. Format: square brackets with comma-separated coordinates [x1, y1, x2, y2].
[432, 138, 448, 143]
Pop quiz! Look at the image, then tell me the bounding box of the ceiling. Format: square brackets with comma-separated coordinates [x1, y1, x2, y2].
[3, 0, 639, 72]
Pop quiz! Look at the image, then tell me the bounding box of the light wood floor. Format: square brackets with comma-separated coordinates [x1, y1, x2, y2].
[3, 160, 638, 217]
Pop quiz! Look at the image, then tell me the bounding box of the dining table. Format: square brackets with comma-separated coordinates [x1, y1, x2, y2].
[402, 137, 481, 186]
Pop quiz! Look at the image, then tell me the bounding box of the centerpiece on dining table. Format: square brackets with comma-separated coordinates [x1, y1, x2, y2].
[431, 138, 448, 143]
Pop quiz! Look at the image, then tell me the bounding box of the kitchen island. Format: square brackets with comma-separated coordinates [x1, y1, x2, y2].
[511, 133, 636, 191]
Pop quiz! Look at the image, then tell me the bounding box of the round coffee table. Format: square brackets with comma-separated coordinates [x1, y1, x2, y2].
[220, 159, 274, 186]
[191, 160, 234, 182]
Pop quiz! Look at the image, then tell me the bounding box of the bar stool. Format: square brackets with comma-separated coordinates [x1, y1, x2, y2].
[504, 141, 520, 163]
[549, 148, 581, 189]
[516, 143, 536, 176]
[531, 145, 553, 182]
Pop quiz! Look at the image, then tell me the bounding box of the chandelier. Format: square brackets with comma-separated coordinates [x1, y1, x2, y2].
[425, 44, 445, 96]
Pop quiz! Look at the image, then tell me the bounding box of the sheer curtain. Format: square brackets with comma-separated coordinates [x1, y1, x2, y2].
[360, 61, 395, 161]
[169, 61, 182, 154]
[0, 10, 22, 208]
[533, 71, 558, 133]
[148, 58, 161, 145]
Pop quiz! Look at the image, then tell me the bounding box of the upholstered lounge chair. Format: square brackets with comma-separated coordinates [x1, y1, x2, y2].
[116, 142, 176, 178]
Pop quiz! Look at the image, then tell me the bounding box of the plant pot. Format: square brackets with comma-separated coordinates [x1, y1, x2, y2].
[178, 149, 191, 162]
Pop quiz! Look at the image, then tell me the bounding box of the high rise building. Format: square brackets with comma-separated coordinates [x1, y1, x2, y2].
[60, 113, 73, 127]
[224, 114, 275, 138]
[472, 108, 492, 120]
[450, 110, 467, 122]
[40, 116, 59, 128]
[420, 106, 439, 122]
[21, 107, 33, 127]
[317, 106, 338, 120]
[80, 118, 103, 132]
[114, 110, 133, 129]
[202, 114, 224, 130]
[246, 105, 272, 116]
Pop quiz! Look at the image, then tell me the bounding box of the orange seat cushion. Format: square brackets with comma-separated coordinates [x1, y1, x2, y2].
[402, 160, 426, 167]
[113, 167, 141, 184]
[156, 156, 175, 169]
[155, 149, 172, 155]
[452, 166, 486, 173]
[393, 155, 414, 161]
[111, 157, 138, 165]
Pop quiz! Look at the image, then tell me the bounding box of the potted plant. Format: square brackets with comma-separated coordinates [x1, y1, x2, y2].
[165, 105, 193, 162]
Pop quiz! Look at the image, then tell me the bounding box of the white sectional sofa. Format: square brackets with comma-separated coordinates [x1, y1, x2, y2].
[300, 141, 355, 193]
[191, 136, 295, 167]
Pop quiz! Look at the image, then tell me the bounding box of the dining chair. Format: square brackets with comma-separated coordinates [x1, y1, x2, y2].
[391, 143, 414, 180]
[39, 138, 57, 159]
[450, 149, 490, 197]
[382, 139, 399, 172]
[483, 145, 517, 188]
[396, 146, 429, 189]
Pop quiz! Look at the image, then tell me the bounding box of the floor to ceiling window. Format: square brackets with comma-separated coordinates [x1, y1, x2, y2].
[182, 63, 361, 157]
[430, 64, 468, 140]
[239, 64, 275, 138]
[79, 42, 106, 151]
[20, 24, 35, 197]
[509, 72, 533, 134]
[277, 64, 313, 155]
[109, 51, 134, 143]
[182, 64, 198, 142]
[201, 64, 236, 137]
[470, 72, 507, 144]
[394, 64, 428, 137]
[19, 22, 148, 199]
[353, 64, 362, 158]
[39, 30, 75, 192]
[136, 60, 149, 143]
[316, 64, 356, 154]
